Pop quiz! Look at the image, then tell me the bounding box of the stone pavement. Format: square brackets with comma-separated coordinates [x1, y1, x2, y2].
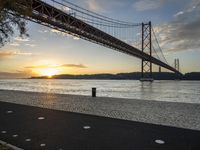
[0, 90, 200, 130]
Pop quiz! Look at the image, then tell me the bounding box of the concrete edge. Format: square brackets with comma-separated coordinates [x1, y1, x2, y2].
[0, 140, 24, 150]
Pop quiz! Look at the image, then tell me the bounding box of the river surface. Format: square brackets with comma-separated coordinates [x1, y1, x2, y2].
[0, 79, 199, 103]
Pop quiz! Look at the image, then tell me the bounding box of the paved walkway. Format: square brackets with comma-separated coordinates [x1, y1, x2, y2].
[0, 101, 200, 150]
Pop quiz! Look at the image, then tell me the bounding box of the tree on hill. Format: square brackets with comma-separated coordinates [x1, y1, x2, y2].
[0, 0, 31, 47]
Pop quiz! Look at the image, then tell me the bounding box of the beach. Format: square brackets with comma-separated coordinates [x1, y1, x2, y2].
[0, 89, 200, 131]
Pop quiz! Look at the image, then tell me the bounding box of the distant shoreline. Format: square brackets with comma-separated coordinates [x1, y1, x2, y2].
[30, 72, 200, 80]
[28, 78, 200, 81]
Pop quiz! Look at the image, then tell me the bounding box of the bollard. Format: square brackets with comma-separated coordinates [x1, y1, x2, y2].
[92, 87, 96, 97]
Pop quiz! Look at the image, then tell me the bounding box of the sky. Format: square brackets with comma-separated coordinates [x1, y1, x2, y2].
[0, 0, 200, 78]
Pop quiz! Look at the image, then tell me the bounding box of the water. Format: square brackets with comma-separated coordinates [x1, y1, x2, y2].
[0, 79, 199, 103]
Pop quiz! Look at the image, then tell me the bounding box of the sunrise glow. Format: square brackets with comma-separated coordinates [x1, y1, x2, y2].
[39, 68, 59, 77]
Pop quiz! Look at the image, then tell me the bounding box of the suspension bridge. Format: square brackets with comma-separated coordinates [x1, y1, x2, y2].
[13, 0, 181, 79]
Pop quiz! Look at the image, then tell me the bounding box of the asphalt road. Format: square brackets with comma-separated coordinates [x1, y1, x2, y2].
[0, 101, 200, 150]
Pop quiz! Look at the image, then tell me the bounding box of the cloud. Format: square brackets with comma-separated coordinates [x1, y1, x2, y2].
[61, 64, 87, 68]
[10, 42, 20, 47]
[85, 0, 101, 11]
[73, 37, 80, 40]
[50, 29, 80, 40]
[14, 37, 30, 42]
[25, 64, 57, 69]
[0, 69, 34, 79]
[38, 30, 49, 33]
[0, 72, 26, 79]
[174, 11, 184, 17]
[81, 0, 127, 12]
[0, 50, 32, 58]
[13, 36, 36, 47]
[62, 6, 71, 13]
[155, 0, 200, 52]
[25, 43, 36, 47]
[51, 29, 61, 33]
[133, 0, 165, 11]
[25, 63, 87, 69]
[51, 29, 69, 37]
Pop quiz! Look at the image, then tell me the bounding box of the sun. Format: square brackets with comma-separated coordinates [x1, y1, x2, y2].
[40, 68, 58, 78]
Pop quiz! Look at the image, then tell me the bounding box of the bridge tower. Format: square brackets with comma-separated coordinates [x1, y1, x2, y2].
[140, 21, 153, 82]
[174, 58, 180, 72]
[174, 58, 182, 80]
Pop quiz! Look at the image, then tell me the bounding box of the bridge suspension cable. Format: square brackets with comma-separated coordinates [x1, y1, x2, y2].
[45, 0, 170, 68]
[49, 0, 141, 27]
[58, 0, 140, 26]
[46, 0, 142, 49]
[151, 26, 169, 65]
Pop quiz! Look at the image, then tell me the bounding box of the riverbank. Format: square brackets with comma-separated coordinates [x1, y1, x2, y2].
[0, 89, 200, 130]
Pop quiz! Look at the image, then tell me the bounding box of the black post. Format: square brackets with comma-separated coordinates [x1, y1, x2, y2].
[92, 88, 96, 97]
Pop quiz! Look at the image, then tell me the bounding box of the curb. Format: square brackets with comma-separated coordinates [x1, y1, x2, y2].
[0, 140, 24, 150]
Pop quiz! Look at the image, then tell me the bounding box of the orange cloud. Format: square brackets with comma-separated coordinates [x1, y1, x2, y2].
[0, 50, 32, 58]
[25, 63, 87, 69]
[61, 64, 87, 68]
[0, 69, 35, 79]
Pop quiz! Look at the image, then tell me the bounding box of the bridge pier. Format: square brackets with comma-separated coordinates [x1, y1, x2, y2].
[159, 66, 161, 73]
[140, 21, 154, 82]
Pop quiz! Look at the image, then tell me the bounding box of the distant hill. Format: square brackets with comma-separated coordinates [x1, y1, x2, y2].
[183, 72, 200, 80]
[30, 72, 200, 80]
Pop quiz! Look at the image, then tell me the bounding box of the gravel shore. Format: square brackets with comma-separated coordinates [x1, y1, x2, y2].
[0, 89, 200, 130]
